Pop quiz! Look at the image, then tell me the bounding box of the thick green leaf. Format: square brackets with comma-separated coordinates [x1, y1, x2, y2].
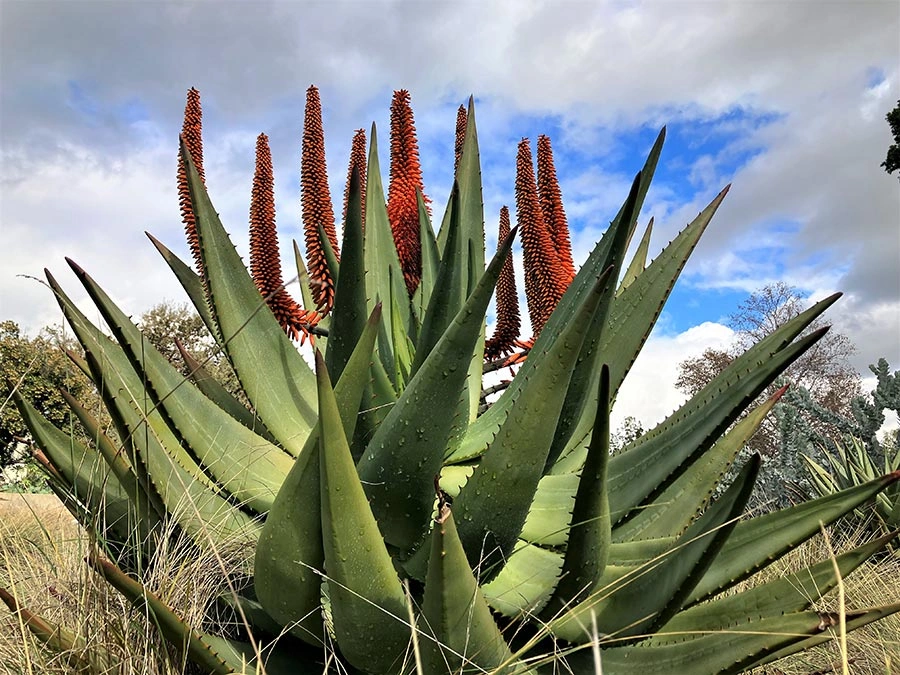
[686, 470, 900, 604]
[653, 530, 899, 640]
[292, 239, 317, 315]
[0, 587, 110, 673]
[618, 216, 653, 292]
[254, 306, 381, 645]
[449, 160, 653, 465]
[174, 339, 273, 442]
[519, 473, 579, 546]
[58, 388, 163, 538]
[550, 456, 759, 641]
[540, 365, 612, 619]
[315, 352, 409, 672]
[413, 188, 440, 327]
[69, 259, 293, 514]
[412, 182, 464, 374]
[358, 227, 515, 556]
[90, 556, 245, 674]
[421, 503, 523, 674]
[46, 270, 258, 548]
[746, 603, 900, 672]
[443, 96, 486, 423]
[552, 186, 730, 472]
[325, 165, 366, 382]
[453, 265, 614, 580]
[608, 329, 827, 525]
[549, 607, 900, 675]
[146, 232, 222, 347]
[362, 123, 409, 375]
[180, 138, 317, 457]
[12, 391, 133, 538]
[545, 172, 644, 471]
[480, 542, 562, 617]
[613, 386, 787, 542]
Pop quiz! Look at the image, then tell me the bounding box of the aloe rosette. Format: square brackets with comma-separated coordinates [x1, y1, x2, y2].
[4, 88, 900, 675]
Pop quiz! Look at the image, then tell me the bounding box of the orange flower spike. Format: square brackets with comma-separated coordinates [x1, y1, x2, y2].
[177, 88, 205, 276]
[485, 206, 521, 360]
[342, 128, 367, 230]
[250, 133, 319, 343]
[454, 104, 467, 173]
[387, 89, 429, 296]
[515, 137, 567, 338]
[536, 134, 576, 287]
[301, 85, 340, 313]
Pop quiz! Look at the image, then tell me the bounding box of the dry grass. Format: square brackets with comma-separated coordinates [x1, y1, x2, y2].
[741, 525, 900, 675]
[1, 494, 898, 674]
[0, 493, 251, 674]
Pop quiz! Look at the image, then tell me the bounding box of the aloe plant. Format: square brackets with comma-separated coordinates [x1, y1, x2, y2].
[3, 87, 900, 675]
[805, 435, 900, 529]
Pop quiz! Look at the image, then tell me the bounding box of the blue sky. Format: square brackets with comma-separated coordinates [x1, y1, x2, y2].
[2, 0, 898, 429]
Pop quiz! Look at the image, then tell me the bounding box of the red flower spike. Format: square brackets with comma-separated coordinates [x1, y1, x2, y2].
[250, 134, 320, 343]
[485, 206, 521, 360]
[177, 88, 205, 276]
[454, 104, 467, 173]
[515, 138, 568, 339]
[301, 85, 340, 313]
[537, 135, 576, 287]
[387, 89, 429, 296]
[342, 128, 367, 231]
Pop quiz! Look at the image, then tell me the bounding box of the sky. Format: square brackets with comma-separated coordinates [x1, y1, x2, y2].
[1, 0, 898, 432]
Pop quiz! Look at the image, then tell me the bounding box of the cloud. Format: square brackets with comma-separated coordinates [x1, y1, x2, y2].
[612, 321, 736, 430]
[1, 0, 897, 392]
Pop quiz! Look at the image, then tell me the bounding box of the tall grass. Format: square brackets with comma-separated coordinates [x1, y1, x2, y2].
[1, 493, 898, 674]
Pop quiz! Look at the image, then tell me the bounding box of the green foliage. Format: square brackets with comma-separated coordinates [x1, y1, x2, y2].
[0, 321, 96, 472]
[6, 93, 900, 675]
[882, 99, 900, 176]
[805, 435, 900, 530]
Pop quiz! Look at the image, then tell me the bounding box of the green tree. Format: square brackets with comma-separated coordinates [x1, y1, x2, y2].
[882, 99, 900, 176]
[0, 320, 99, 471]
[137, 301, 241, 396]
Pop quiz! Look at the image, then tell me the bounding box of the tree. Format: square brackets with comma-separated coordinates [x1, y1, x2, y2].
[1, 301, 240, 487]
[137, 301, 241, 395]
[882, 99, 900, 177]
[610, 416, 645, 454]
[0, 320, 100, 471]
[676, 282, 861, 457]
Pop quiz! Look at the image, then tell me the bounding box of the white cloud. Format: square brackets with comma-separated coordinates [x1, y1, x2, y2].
[612, 321, 736, 430]
[1, 0, 897, 411]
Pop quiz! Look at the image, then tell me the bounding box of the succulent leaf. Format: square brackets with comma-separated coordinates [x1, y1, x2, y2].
[314, 352, 410, 672]
[180, 137, 318, 457]
[357, 222, 516, 556]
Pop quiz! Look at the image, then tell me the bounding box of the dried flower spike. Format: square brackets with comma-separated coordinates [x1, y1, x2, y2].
[301, 85, 340, 313]
[454, 104, 467, 173]
[250, 133, 319, 343]
[485, 206, 521, 360]
[515, 137, 568, 338]
[387, 89, 429, 296]
[537, 134, 576, 287]
[177, 88, 205, 276]
[342, 128, 367, 230]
